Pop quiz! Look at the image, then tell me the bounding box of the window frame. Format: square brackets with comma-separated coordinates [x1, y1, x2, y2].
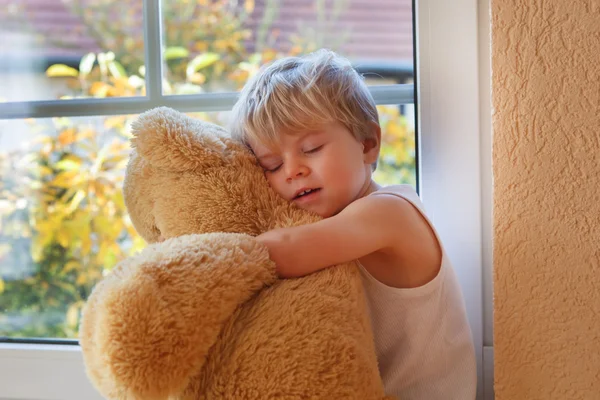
[415, 0, 488, 398]
[0, 0, 491, 398]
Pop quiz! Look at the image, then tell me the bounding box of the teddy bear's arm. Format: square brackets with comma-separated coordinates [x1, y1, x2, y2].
[80, 232, 276, 400]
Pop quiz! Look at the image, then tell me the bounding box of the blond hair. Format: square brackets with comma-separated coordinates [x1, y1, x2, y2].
[229, 49, 379, 154]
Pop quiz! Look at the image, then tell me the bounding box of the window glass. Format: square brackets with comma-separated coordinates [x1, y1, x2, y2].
[0, 0, 416, 339]
[0, 112, 223, 338]
[159, 0, 414, 94]
[0, 0, 146, 102]
[375, 105, 416, 187]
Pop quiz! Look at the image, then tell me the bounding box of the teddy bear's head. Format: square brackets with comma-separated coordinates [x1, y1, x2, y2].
[124, 107, 292, 243]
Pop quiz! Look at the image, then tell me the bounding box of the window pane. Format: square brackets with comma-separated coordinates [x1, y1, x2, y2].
[0, 111, 227, 339]
[375, 104, 416, 187]
[0, 104, 413, 339]
[159, 0, 414, 94]
[0, 0, 145, 102]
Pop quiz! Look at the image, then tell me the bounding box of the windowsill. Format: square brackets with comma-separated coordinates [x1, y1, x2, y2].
[0, 342, 103, 400]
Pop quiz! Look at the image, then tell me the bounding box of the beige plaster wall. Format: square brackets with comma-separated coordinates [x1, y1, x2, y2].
[491, 0, 600, 398]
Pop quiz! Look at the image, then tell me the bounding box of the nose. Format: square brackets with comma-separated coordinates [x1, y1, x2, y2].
[284, 159, 310, 182]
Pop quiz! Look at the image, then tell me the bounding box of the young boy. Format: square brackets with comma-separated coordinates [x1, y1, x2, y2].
[229, 49, 477, 399]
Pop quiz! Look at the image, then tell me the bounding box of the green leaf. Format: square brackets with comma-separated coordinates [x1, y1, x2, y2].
[55, 159, 80, 171]
[186, 53, 220, 79]
[46, 64, 79, 78]
[79, 53, 96, 76]
[108, 60, 127, 79]
[164, 47, 189, 60]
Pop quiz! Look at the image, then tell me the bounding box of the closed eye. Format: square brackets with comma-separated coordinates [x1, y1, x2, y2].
[265, 164, 282, 173]
[305, 145, 324, 154]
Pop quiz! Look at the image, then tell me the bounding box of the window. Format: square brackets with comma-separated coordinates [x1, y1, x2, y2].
[1, 0, 415, 340]
[0, 0, 488, 398]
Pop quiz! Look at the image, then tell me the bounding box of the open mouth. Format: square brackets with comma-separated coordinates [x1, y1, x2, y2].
[293, 188, 321, 200]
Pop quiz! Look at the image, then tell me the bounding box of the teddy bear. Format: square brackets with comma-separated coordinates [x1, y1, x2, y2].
[79, 107, 392, 400]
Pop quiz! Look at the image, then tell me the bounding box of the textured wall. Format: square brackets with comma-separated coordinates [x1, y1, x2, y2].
[491, 0, 600, 399]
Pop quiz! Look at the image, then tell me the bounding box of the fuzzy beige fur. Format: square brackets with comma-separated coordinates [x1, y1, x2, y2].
[80, 107, 391, 399]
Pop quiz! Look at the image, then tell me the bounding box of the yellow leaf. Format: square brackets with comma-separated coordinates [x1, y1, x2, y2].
[77, 216, 92, 257]
[55, 281, 73, 293]
[131, 235, 147, 253]
[32, 222, 56, 261]
[75, 129, 95, 142]
[46, 64, 79, 78]
[91, 143, 111, 175]
[55, 158, 81, 171]
[189, 72, 206, 85]
[104, 116, 127, 129]
[194, 42, 209, 52]
[0, 278, 4, 293]
[244, 0, 255, 13]
[58, 128, 77, 146]
[66, 303, 80, 328]
[59, 187, 77, 204]
[63, 260, 80, 274]
[76, 274, 87, 286]
[90, 82, 111, 97]
[56, 228, 70, 248]
[262, 49, 277, 63]
[81, 236, 92, 257]
[31, 238, 44, 262]
[91, 180, 105, 200]
[49, 171, 81, 189]
[104, 245, 119, 268]
[113, 191, 126, 211]
[38, 165, 54, 177]
[93, 215, 113, 235]
[67, 190, 86, 214]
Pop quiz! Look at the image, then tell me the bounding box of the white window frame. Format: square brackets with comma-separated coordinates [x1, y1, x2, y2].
[415, 0, 490, 399]
[0, 0, 493, 399]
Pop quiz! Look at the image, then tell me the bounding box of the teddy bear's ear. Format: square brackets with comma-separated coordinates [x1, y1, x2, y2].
[130, 107, 237, 172]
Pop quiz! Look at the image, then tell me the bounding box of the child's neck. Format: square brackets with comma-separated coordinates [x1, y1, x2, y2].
[358, 179, 381, 200]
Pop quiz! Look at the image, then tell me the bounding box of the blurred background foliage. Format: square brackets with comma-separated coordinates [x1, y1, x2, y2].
[0, 0, 415, 338]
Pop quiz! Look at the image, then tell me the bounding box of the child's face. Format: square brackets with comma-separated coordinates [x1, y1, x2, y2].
[250, 121, 378, 217]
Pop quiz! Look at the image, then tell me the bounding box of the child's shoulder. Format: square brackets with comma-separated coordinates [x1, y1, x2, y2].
[357, 184, 442, 286]
[370, 184, 421, 204]
[354, 185, 422, 218]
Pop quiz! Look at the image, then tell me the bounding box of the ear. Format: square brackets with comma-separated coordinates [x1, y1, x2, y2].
[362, 122, 381, 165]
[130, 107, 236, 172]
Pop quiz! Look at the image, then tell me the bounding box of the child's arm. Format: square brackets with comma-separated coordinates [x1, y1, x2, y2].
[256, 194, 441, 279]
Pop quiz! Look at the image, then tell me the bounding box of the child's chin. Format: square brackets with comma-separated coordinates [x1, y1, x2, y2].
[314, 207, 336, 218]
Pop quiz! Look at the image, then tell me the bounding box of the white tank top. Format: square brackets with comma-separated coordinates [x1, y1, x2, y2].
[359, 185, 477, 399]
